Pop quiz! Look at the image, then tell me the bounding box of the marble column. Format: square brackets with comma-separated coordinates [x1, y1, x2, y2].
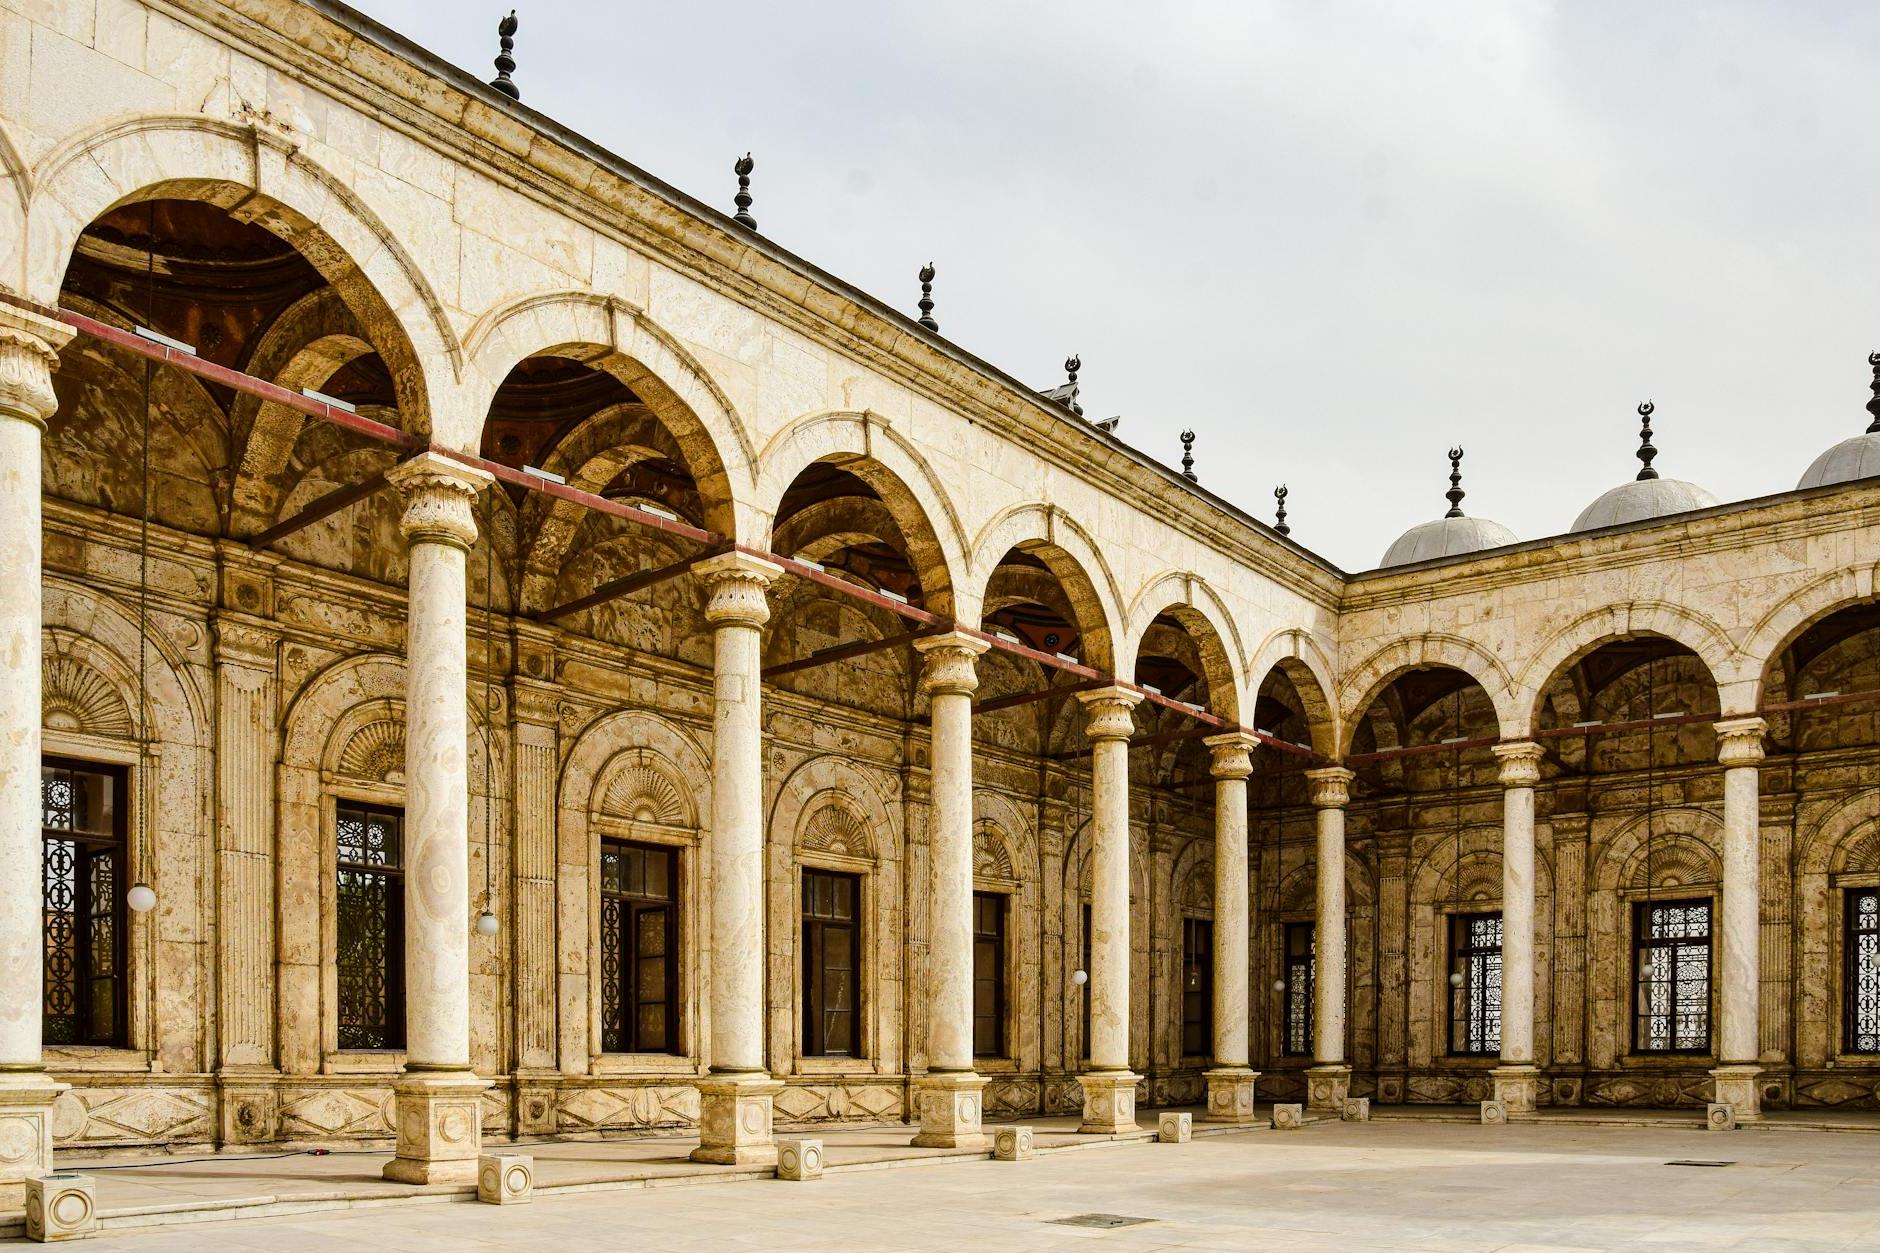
[1204, 732, 1259, 1122]
[1492, 741, 1544, 1114]
[1305, 766, 1354, 1112]
[691, 551, 784, 1165]
[911, 631, 990, 1147]
[1076, 686, 1142, 1133]
[0, 305, 72, 1203]
[1712, 717, 1767, 1120]
[381, 452, 494, 1185]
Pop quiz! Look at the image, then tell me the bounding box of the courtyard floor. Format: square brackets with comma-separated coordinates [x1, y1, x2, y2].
[28, 1113, 1880, 1251]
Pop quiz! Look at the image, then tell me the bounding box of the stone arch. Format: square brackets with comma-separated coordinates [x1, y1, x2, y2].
[1798, 791, 1880, 877]
[968, 503, 1125, 672]
[559, 709, 712, 830]
[1247, 631, 1341, 756]
[1338, 633, 1520, 752]
[0, 114, 34, 291]
[1594, 808, 1723, 892]
[971, 790, 1034, 887]
[1123, 572, 1247, 722]
[1173, 845, 1214, 916]
[1272, 850, 1377, 915]
[25, 115, 456, 440]
[1744, 565, 1880, 706]
[1516, 603, 1744, 732]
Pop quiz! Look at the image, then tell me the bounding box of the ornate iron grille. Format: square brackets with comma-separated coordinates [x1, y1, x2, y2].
[1182, 916, 1213, 1056]
[1847, 888, 1880, 1054]
[972, 890, 1006, 1058]
[41, 761, 127, 1047]
[802, 868, 859, 1057]
[599, 840, 678, 1054]
[1634, 898, 1711, 1053]
[1449, 912, 1503, 1056]
[336, 803, 404, 1050]
[1284, 921, 1314, 1057]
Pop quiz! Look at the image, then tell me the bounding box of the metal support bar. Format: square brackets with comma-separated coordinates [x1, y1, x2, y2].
[248, 469, 392, 549]
[762, 625, 945, 680]
[538, 544, 730, 623]
[974, 677, 1108, 715]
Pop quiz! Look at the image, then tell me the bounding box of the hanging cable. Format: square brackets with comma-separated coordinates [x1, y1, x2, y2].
[1448, 688, 1465, 992]
[474, 493, 499, 938]
[126, 204, 158, 915]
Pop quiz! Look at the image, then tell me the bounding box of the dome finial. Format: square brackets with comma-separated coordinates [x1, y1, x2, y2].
[1274, 484, 1290, 536]
[1866, 352, 1880, 434]
[732, 154, 757, 230]
[1180, 429, 1196, 481]
[916, 264, 938, 332]
[1444, 447, 1466, 518]
[489, 11, 520, 101]
[1064, 355, 1082, 417]
[1635, 400, 1658, 481]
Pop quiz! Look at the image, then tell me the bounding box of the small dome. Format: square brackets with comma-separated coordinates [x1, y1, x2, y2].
[1572, 477, 1720, 531]
[1798, 434, 1880, 490]
[1380, 514, 1520, 567]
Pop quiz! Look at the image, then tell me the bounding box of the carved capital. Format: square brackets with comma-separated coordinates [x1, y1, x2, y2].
[212, 614, 279, 671]
[386, 452, 492, 549]
[1204, 731, 1258, 780]
[1493, 740, 1544, 789]
[0, 305, 74, 429]
[914, 629, 988, 697]
[1714, 716, 1767, 768]
[1305, 766, 1354, 810]
[697, 551, 781, 628]
[1077, 685, 1142, 743]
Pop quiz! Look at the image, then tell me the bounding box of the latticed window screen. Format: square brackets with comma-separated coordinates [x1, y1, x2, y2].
[599, 840, 679, 1054]
[1283, 921, 1315, 1057]
[1847, 888, 1880, 1054]
[1634, 899, 1711, 1053]
[1449, 912, 1503, 1056]
[335, 803, 404, 1050]
[972, 891, 1006, 1058]
[1182, 917, 1213, 1056]
[41, 761, 127, 1047]
[802, 869, 860, 1057]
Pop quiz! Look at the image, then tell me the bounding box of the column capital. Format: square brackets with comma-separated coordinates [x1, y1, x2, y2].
[1493, 740, 1544, 788]
[1304, 766, 1354, 809]
[1204, 731, 1258, 780]
[386, 452, 492, 549]
[1714, 716, 1767, 767]
[1077, 685, 1142, 743]
[914, 629, 988, 697]
[697, 550, 782, 628]
[0, 304, 74, 429]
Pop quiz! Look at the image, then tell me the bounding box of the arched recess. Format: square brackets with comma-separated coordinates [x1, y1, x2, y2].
[971, 791, 1038, 1087]
[1246, 629, 1340, 756]
[1058, 815, 1154, 1075]
[1533, 634, 1723, 778]
[1262, 847, 1378, 1084]
[970, 503, 1124, 671]
[1516, 603, 1743, 731]
[1122, 572, 1248, 721]
[1339, 634, 1519, 753]
[1793, 791, 1880, 1072]
[1743, 563, 1880, 705]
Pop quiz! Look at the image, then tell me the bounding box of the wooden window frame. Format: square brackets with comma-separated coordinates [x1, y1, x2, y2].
[334, 800, 406, 1052]
[1182, 915, 1214, 1059]
[40, 757, 129, 1049]
[802, 867, 863, 1058]
[1447, 910, 1503, 1057]
[1845, 886, 1880, 1056]
[600, 839, 682, 1056]
[972, 890, 1007, 1060]
[1282, 920, 1314, 1058]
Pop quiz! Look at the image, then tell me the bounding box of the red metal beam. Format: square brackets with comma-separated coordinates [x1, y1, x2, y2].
[762, 625, 946, 680]
[538, 545, 730, 624]
[248, 469, 393, 549]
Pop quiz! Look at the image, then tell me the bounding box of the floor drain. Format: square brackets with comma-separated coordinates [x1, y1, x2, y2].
[1665, 1160, 1734, 1168]
[1049, 1214, 1155, 1228]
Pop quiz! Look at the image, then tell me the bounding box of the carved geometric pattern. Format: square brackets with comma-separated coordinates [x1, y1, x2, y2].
[601, 759, 688, 825]
[800, 802, 874, 860]
[1844, 829, 1880, 876]
[51, 1087, 214, 1147]
[278, 1087, 397, 1139]
[985, 1078, 1039, 1119]
[42, 655, 133, 735]
[1583, 1075, 1715, 1107]
[771, 1082, 901, 1123]
[555, 1085, 700, 1132]
[336, 720, 405, 783]
[1632, 836, 1719, 890]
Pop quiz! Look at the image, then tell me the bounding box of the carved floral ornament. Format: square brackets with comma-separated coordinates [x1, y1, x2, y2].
[800, 800, 875, 861]
[43, 655, 134, 737]
[600, 758, 689, 826]
[1493, 741, 1544, 788]
[1077, 687, 1142, 742]
[973, 821, 1017, 882]
[0, 308, 73, 427]
[385, 454, 492, 549]
[915, 631, 988, 697]
[1306, 766, 1353, 809]
[699, 552, 780, 629]
[1204, 732, 1257, 780]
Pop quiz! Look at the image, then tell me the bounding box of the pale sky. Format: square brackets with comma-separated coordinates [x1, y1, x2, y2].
[352, 0, 1880, 571]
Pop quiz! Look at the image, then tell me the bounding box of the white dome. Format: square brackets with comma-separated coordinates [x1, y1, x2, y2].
[1572, 477, 1720, 532]
[1380, 514, 1520, 567]
[1798, 433, 1880, 490]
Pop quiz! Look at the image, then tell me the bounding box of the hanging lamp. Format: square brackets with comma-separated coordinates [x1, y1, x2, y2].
[127, 202, 158, 915]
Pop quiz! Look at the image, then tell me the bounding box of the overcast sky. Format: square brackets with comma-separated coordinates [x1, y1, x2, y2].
[352, 0, 1879, 571]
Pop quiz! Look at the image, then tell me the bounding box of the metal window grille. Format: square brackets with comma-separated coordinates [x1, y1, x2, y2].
[1448, 911, 1503, 1056]
[1847, 888, 1880, 1054]
[1284, 921, 1314, 1057]
[1634, 898, 1711, 1053]
[599, 840, 680, 1054]
[335, 802, 405, 1050]
[41, 760, 128, 1047]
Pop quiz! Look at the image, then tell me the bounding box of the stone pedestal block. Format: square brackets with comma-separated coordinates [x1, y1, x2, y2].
[1204, 1067, 1259, 1123]
[1491, 1065, 1540, 1115]
[1272, 1103, 1303, 1130]
[1342, 1097, 1370, 1122]
[1157, 1112, 1191, 1143]
[691, 1074, 785, 1166]
[1480, 1100, 1508, 1125]
[1076, 1071, 1140, 1134]
[1706, 1103, 1737, 1132]
[0, 1075, 67, 1206]
[777, 1138, 823, 1181]
[216, 1079, 280, 1146]
[515, 1083, 557, 1137]
[1304, 1065, 1350, 1113]
[1710, 1065, 1762, 1122]
[992, 1125, 1035, 1160]
[24, 1173, 97, 1242]
[382, 1072, 491, 1185]
[477, 1154, 533, 1204]
[911, 1072, 989, 1149]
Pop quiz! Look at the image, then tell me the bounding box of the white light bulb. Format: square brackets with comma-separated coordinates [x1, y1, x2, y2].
[1071, 969, 1089, 986]
[127, 883, 157, 913]
[475, 911, 500, 937]
[1449, 971, 1464, 988]
[1273, 979, 1287, 994]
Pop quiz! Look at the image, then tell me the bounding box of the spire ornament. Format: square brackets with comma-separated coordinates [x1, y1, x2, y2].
[1065, 355, 1083, 417]
[733, 154, 757, 231]
[917, 264, 938, 332]
[1444, 447, 1467, 518]
[489, 11, 520, 101]
[1180, 430, 1197, 481]
[1635, 400, 1658, 480]
[1866, 352, 1880, 435]
[1274, 484, 1290, 536]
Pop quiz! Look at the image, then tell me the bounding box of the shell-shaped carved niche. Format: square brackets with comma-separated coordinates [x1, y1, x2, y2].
[337, 721, 405, 784]
[1839, 826, 1880, 876]
[800, 802, 875, 861]
[973, 822, 1017, 882]
[43, 655, 134, 736]
[1631, 835, 1718, 891]
[601, 759, 689, 826]
[1179, 859, 1214, 911]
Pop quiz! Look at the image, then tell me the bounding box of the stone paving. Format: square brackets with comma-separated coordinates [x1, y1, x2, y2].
[54, 1118, 1880, 1251]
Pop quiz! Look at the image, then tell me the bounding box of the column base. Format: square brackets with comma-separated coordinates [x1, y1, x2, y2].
[1710, 1064, 1763, 1122]
[382, 1071, 491, 1185]
[690, 1073, 785, 1165]
[910, 1072, 989, 1149]
[1305, 1065, 1350, 1114]
[1203, 1067, 1260, 1123]
[1077, 1071, 1140, 1134]
[1491, 1064, 1540, 1116]
[0, 1071, 69, 1206]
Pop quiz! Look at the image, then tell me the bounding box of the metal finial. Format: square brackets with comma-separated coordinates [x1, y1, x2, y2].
[1634, 400, 1658, 480]
[1866, 352, 1880, 434]
[1065, 355, 1083, 417]
[732, 154, 757, 231]
[1444, 447, 1466, 518]
[489, 11, 520, 101]
[1274, 484, 1290, 536]
[917, 263, 938, 332]
[1179, 430, 1196, 481]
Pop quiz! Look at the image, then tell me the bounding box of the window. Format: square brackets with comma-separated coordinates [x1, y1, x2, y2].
[41, 760, 128, 1047]
[600, 840, 680, 1054]
[1283, 921, 1314, 1057]
[1847, 888, 1880, 1054]
[1634, 899, 1711, 1053]
[1080, 902, 1092, 1056]
[335, 802, 404, 1050]
[802, 869, 860, 1057]
[1182, 917, 1213, 1057]
[972, 891, 1006, 1058]
[1449, 912, 1503, 1056]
